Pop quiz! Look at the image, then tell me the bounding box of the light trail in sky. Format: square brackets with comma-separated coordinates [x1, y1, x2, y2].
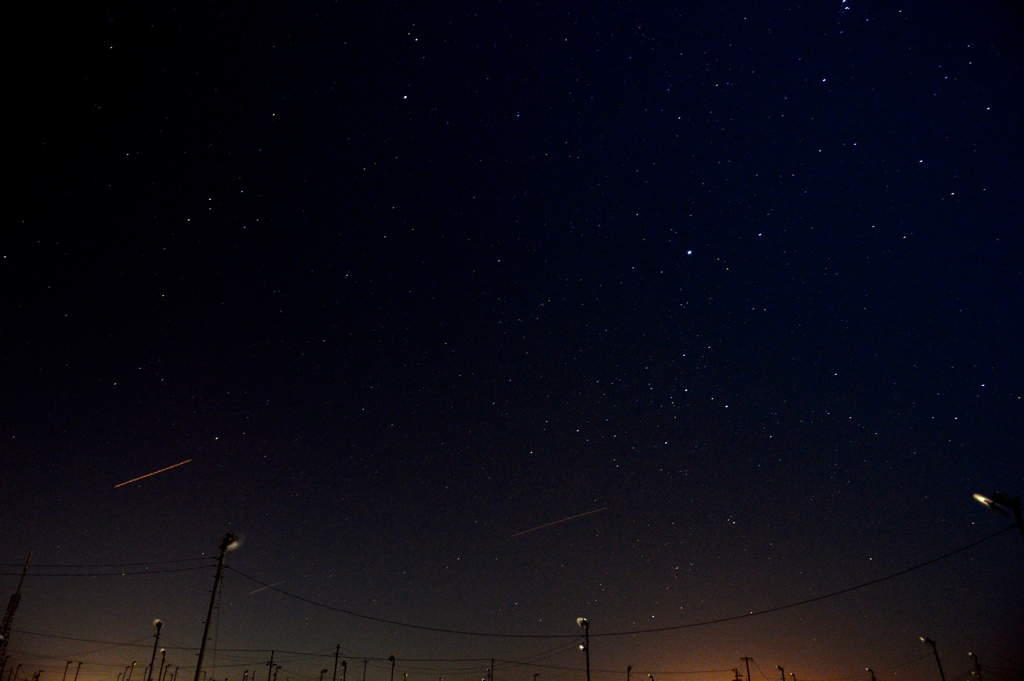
[248, 581, 286, 595]
[511, 507, 608, 538]
[114, 459, 193, 488]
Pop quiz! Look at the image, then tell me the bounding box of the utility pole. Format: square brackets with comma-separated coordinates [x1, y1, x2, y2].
[626, 667, 630, 681]
[333, 646, 340, 681]
[0, 553, 31, 681]
[390, 657, 396, 681]
[576, 618, 589, 681]
[732, 669, 740, 681]
[919, 638, 946, 681]
[741, 658, 753, 681]
[194, 534, 240, 681]
[148, 622, 163, 681]
[968, 653, 983, 681]
[265, 653, 275, 681]
[361, 661, 367, 681]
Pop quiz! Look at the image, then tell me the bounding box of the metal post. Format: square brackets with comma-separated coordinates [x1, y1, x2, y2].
[72, 664, 82, 681]
[920, 638, 946, 681]
[741, 658, 752, 681]
[390, 657, 395, 681]
[147, 622, 163, 681]
[968, 653, 982, 681]
[194, 534, 239, 681]
[341, 662, 346, 681]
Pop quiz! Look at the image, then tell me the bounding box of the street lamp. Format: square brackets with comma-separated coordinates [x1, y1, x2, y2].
[866, 669, 876, 681]
[973, 493, 1024, 534]
[968, 653, 982, 681]
[72, 663, 82, 681]
[389, 657, 396, 681]
[319, 670, 329, 681]
[576, 618, 590, 681]
[127, 662, 138, 681]
[62, 662, 71, 681]
[147, 621, 164, 681]
[919, 637, 947, 681]
[194, 533, 242, 681]
[776, 667, 784, 681]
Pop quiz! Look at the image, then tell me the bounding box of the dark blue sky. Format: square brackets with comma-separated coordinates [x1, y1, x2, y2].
[3, 1, 1023, 680]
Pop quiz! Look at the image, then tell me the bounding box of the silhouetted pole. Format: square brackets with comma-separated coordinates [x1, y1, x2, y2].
[626, 666, 630, 681]
[341, 661, 347, 681]
[732, 669, 740, 681]
[790, 673, 796, 681]
[62, 662, 72, 681]
[776, 667, 784, 681]
[158, 650, 167, 681]
[147, 622, 163, 681]
[72, 663, 82, 681]
[265, 653, 275, 681]
[333, 647, 340, 681]
[576, 618, 589, 681]
[919, 638, 946, 681]
[866, 668, 876, 681]
[361, 661, 367, 681]
[968, 653, 982, 681]
[319, 670, 328, 681]
[741, 659, 752, 681]
[390, 658, 396, 681]
[127, 662, 138, 681]
[194, 534, 240, 681]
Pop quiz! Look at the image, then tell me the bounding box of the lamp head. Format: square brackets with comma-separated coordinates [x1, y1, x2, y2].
[576, 617, 589, 629]
[222, 532, 244, 551]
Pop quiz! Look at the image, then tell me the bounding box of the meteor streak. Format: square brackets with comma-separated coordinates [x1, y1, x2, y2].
[248, 581, 286, 595]
[511, 506, 608, 538]
[114, 459, 193, 488]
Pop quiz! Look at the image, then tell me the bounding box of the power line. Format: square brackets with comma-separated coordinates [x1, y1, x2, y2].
[0, 565, 214, 577]
[226, 524, 1014, 639]
[0, 558, 210, 568]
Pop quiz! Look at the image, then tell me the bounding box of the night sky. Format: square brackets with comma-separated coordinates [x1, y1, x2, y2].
[3, 1, 1023, 681]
